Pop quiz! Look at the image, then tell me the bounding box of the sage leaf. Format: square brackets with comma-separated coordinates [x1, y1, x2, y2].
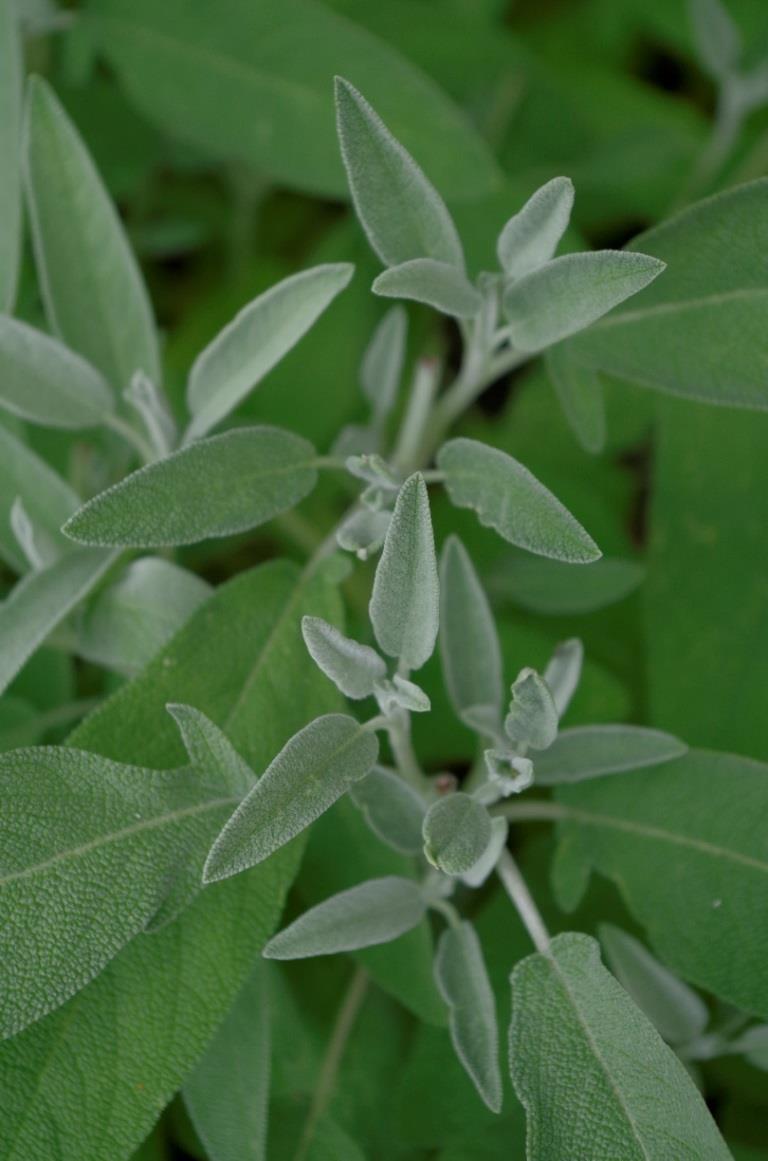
[0, 0, 22, 311]
[264, 876, 426, 959]
[167, 704, 253, 798]
[0, 547, 117, 698]
[185, 264, 354, 441]
[336, 507, 391, 560]
[535, 724, 687, 784]
[335, 77, 464, 269]
[493, 553, 644, 615]
[374, 674, 431, 715]
[0, 423, 80, 572]
[349, 766, 426, 855]
[423, 793, 493, 876]
[184, 962, 270, 1161]
[435, 921, 502, 1113]
[496, 176, 574, 280]
[689, 0, 741, 80]
[373, 259, 481, 318]
[369, 473, 439, 670]
[509, 933, 731, 1160]
[729, 1025, 768, 1070]
[63, 426, 318, 548]
[302, 615, 386, 699]
[438, 438, 600, 563]
[600, 925, 708, 1046]
[124, 372, 176, 459]
[543, 638, 583, 719]
[24, 77, 160, 388]
[504, 668, 558, 751]
[10, 497, 60, 571]
[461, 817, 509, 888]
[545, 342, 606, 454]
[439, 534, 503, 726]
[204, 714, 378, 883]
[361, 305, 407, 419]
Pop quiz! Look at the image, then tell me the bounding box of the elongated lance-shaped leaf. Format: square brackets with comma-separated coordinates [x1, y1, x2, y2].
[0, 547, 117, 697]
[0, 423, 80, 572]
[497, 176, 574, 280]
[439, 535, 503, 725]
[264, 875, 426, 959]
[335, 77, 464, 270]
[350, 765, 426, 855]
[185, 263, 354, 441]
[63, 426, 318, 548]
[369, 473, 439, 670]
[0, 0, 22, 311]
[423, 793, 493, 876]
[543, 638, 583, 719]
[302, 615, 386, 699]
[502, 250, 665, 353]
[534, 724, 687, 784]
[0, 745, 246, 1039]
[493, 553, 644, 615]
[509, 934, 731, 1160]
[505, 668, 558, 751]
[545, 342, 606, 454]
[10, 497, 60, 571]
[361, 305, 407, 419]
[373, 259, 481, 318]
[23, 77, 159, 388]
[689, 0, 741, 80]
[204, 713, 378, 883]
[435, 921, 502, 1113]
[438, 438, 600, 564]
[600, 925, 708, 1046]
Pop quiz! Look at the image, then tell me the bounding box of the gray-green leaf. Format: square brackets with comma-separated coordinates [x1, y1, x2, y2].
[373, 260, 481, 318]
[204, 714, 378, 883]
[461, 817, 509, 888]
[263, 876, 425, 959]
[0, 0, 22, 311]
[302, 615, 386, 700]
[435, 921, 502, 1113]
[335, 77, 464, 270]
[185, 264, 354, 441]
[492, 553, 644, 615]
[369, 473, 439, 670]
[439, 535, 502, 724]
[438, 438, 600, 564]
[689, 0, 741, 80]
[534, 725, 687, 784]
[504, 668, 558, 752]
[543, 638, 583, 719]
[496, 176, 574, 281]
[63, 426, 318, 548]
[349, 766, 426, 855]
[545, 342, 606, 454]
[361, 305, 407, 419]
[0, 422, 80, 572]
[423, 793, 493, 876]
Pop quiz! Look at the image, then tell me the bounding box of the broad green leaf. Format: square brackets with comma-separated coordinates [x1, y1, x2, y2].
[0, 548, 117, 697]
[545, 342, 606, 454]
[167, 704, 253, 798]
[0, 0, 22, 311]
[264, 876, 426, 959]
[542, 638, 583, 719]
[435, 921, 502, 1114]
[509, 933, 731, 1160]
[496, 176, 574, 281]
[86, 0, 499, 200]
[302, 615, 386, 699]
[349, 765, 426, 855]
[438, 438, 600, 564]
[185, 264, 354, 441]
[369, 473, 439, 670]
[502, 250, 665, 352]
[0, 559, 343, 1161]
[555, 750, 768, 1018]
[535, 724, 687, 784]
[504, 668, 558, 751]
[493, 554, 644, 615]
[373, 260, 481, 318]
[0, 745, 244, 1038]
[24, 77, 159, 388]
[423, 793, 493, 876]
[689, 0, 741, 80]
[336, 77, 464, 269]
[204, 714, 378, 883]
[184, 963, 270, 1161]
[439, 535, 502, 724]
[600, 925, 708, 1046]
[0, 422, 80, 572]
[78, 558, 211, 674]
[64, 426, 318, 548]
[360, 305, 406, 419]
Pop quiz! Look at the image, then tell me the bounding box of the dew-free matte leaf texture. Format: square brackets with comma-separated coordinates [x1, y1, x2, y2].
[555, 750, 768, 1018]
[185, 264, 354, 441]
[502, 250, 665, 352]
[24, 78, 159, 388]
[349, 766, 426, 855]
[369, 473, 439, 670]
[496, 176, 574, 280]
[439, 535, 502, 722]
[435, 922, 501, 1114]
[336, 78, 464, 269]
[87, 0, 499, 200]
[438, 438, 600, 563]
[505, 668, 558, 751]
[423, 793, 493, 876]
[494, 554, 644, 615]
[302, 616, 386, 699]
[0, 423, 80, 572]
[0, 560, 342, 1160]
[0, 0, 22, 311]
[534, 725, 687, 784]
[373, 260, 481, 318]
[0, 317, 114, 429]
[361, 305, 406, 418]
[542, 639, 583, 719]
[204, 714, 378, 882]
[509, 933, 731, 1160]
[689, 0, 741, 80]
[545, 342, 606, 454]
[264, 876, 426, 959]
[64, 427, 318, 548]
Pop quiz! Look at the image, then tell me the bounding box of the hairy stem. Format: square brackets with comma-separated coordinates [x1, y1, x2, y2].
[497, 848, 551, 954]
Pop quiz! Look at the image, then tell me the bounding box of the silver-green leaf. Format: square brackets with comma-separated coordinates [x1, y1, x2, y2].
[689, 0, 741, 80]
[0, 423, 80, 572]
[534, 725, 687, 785]
[504, 668, 558, 752]
[349, 766, 426, 855]
[496, 176, 574, 281]
[439, 534, 502, 725]
[361, 305, 407, 420]
[545, 342, 606, 455]
[373, 259, 481, 318]
[543, 638, 583, 719]
[302, 615, 386, 700]
[423, 793, 493, 876]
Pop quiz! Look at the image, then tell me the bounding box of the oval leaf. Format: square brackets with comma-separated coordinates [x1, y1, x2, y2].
[534, 725, 687, 784]
[439, 534, 502, 724]
[423, 793, 493, 876]
[302, 615, 386, 700]
[373, 259, 481, 318]
[496, 176, 574, 280]
[349, 765, 426, 855]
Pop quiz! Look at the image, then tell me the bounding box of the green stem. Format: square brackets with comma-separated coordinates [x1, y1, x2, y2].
[497, 848, 551, 954]
[495, 800, 567, 823]
[387, 710, 430, 793]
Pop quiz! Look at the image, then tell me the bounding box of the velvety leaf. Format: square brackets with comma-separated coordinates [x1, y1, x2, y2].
[360, 305, 406, 419]
[545, 342, 606, 454]
[461, 817, 509, 888]
[0, 0, 22, 311]
[167, 704, 254, 799]
[496, 176, 574, 280]
[535, 724, 687, 784]
[64, 426, 318, 548]
[492, 554, 644, 615]
[439, 535, 503, 725]
[423, 793, 493, 876]
[373, 259, 481, 318]
[349, 766, 426, 855]
[0, 422, 80, 573]
[438, 438, 600, 563]
[302, 615, 386, 699]
[504, 668, 558, 751]
[125, 372, 176, 459]
[542, 638, 583, 719]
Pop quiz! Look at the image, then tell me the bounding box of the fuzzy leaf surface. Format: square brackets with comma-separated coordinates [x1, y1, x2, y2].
[373, 259, 481, 318]
[535, 725, 687, 784]
[496, 176, 574, 280]
[0, 423, 80, 572]
[302, 615, 386, 699]
[439, 535, 503, 724]
[423, 793, 493, 876]
[349, 766, 426, 855]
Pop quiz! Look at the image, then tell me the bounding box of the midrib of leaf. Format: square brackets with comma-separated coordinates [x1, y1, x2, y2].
[584, 287, 768, 331]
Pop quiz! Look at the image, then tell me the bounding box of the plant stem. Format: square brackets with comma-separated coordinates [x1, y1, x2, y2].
[497, 848, 551, 954]
[294, 966, 369, 1161]
[495, 799, 567, 823]
[391, 356, 442, 474]
[387, 710, 430, 793]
